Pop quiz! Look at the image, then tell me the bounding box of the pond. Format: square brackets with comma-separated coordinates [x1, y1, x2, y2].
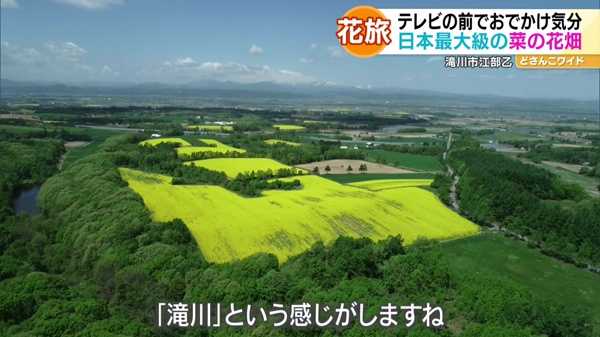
[12, 185, 41, 215]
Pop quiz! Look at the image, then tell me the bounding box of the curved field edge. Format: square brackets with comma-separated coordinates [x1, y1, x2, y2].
[138, 137, 246, 157]
[119, 168, 479, 263]
[175, 139, 246, 157]
[139, 137, 191, 147]
[349, 179, 434, 191]
[184, 158, 304, 178]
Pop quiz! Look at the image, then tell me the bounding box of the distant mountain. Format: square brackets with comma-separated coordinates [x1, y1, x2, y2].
[0, 78, 477, 104]
[0, 78, 386, 101]
[1, 78, 597, 117]
[0, 78, 299, 98]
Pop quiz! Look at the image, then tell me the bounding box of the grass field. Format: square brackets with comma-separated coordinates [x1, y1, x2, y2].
[437, 233, 600, 330]
[139, 137, 191, 147]
[323, 173, 435, 184]
[187, 125, 234, 132]
[365, 150, 443, 172]
[349, 179, 433, 191]
[538, 161, 599, 197]
[185, 158, 302, 178]
[273, 124, 306, 131]
[264, 139, 301, 146]
[120, 168, 478, 263]
[0, 124, 49, 134]
[514, 155, 600, 197]
[175, 139, 246, 158]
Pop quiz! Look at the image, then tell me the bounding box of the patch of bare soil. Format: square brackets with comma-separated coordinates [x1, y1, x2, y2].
[296, 159, 414, 174]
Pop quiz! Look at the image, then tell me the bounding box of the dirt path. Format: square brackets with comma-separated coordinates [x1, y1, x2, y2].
[58, 141, 90, 171]
[443, 133, 460, 212]
[57, 154, 66, 171]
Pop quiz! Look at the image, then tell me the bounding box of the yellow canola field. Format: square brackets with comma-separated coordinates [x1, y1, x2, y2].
[139, 137, 191, 147]
[175, 139, 246, 158]
[185, 158, 303, 178]
[187, 125, 234, 132]
[349, 179, 434, 191]
[120, 168, 479, 263]
[273, 124, 306, 131]
[264, 139, 301, 146]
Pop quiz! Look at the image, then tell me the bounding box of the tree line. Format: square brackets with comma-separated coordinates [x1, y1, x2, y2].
[132, 140, 302, 197]
[438, 136, 600, 266]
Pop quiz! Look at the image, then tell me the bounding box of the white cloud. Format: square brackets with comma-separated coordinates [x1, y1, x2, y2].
[198, 61, 225, 71]
[159, 58, 314, 84]
[101, 65, 119, 77]
[1, 0, 18, 8]
[249, 44, 264, 55]
[310, 43, 318, 49]
[173, 57, 197, 66]
[54, 0, 124, 9]
[327, 46, 342, 58]
[1, 42, 42, 65]
[45, 41, 87, 62]
[299, 57, 314, 64]
[2, 40, 116, 82]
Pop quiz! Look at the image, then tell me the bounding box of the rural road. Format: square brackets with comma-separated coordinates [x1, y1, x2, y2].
[443, 134, 600, 274]
[443, 133, 460, 212]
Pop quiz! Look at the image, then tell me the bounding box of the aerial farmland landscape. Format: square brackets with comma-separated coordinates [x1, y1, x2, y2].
[1, 1, 600, 337]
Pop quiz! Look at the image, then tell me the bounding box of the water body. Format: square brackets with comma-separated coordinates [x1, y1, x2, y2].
[12, 185, 41, 215]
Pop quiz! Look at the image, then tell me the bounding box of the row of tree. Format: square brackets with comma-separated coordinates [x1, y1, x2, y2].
[133, 140, 302, 197]
[441, 137, 600, 266]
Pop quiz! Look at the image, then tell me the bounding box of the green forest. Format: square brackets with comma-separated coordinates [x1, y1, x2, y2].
[437, 135, 600, 266]
[0, 133, 598, 336]
[0, 139, 64, 219]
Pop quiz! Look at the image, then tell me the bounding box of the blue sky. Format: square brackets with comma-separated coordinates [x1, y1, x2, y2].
[1, 0, 599, 100]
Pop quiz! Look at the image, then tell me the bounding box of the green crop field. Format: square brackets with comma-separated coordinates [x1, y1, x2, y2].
[273, 124, 306, 131]
[349, 179, 433, 191]
[365, 150, 443, 172]
[437, 233, 600, 329]
[185, 158, 302, 178]
[264, 139, 301, 146]
[324, 173, 435, 184]
[187, 124, 234, 132]
[139, 137, 191, 147]
[120, 168, 478, 263]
